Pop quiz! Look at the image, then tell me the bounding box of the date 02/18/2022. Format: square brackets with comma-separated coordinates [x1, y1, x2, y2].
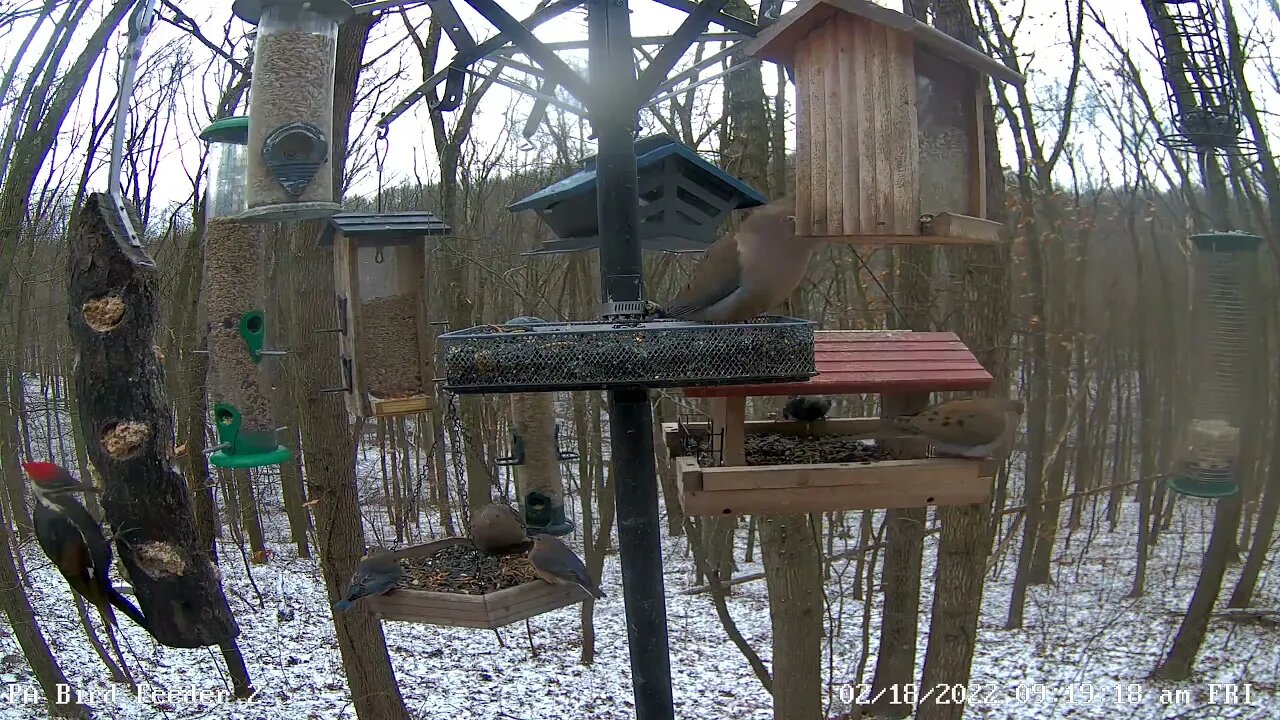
[836, 682, 1260, 707]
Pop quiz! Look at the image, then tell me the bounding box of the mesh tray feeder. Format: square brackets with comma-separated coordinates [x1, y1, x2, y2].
[441, 316, 816, 393]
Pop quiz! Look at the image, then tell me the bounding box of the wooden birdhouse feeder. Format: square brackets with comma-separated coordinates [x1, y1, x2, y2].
[318, 211, 451, 418]
[669, 331, 996, 516]
[359, 538, 586, 628]
[509, 133, 768, 254]
[747, 0, 1025, 244]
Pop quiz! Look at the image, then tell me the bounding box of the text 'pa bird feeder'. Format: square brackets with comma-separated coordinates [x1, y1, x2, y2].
[746, 0, 1025, 245]
[200, 116, 291, 468]
[1168, 232, 1262, 498]
[510, 134, 769, 255]
[319, 212, 451, 417]
[671, 331, 995, 516]
[361, 538, 585, 628]
[234, 0, 352, 221]
[499, 383, 577, 535]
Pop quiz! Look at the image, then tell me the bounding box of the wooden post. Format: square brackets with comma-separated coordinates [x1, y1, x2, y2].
[67, 194, 240, 649]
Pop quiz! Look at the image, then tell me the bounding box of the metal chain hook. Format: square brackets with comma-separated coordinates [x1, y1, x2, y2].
[374, 126, 389, 214]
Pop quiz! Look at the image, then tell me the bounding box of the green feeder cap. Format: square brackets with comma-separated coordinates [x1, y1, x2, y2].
[1190, 232, 1264, 253]
[1166, 473, 1240, 499]
[200, 116, 249, 145]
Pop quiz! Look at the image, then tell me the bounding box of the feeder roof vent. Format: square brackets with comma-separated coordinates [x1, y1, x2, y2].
[318, 210, 453, 247]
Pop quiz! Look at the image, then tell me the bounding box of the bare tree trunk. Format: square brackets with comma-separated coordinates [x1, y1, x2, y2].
[759, 513, 823, 720]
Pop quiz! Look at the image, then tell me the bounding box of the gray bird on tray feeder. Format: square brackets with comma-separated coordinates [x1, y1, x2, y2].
[471, 502, 532, 555]
[334, 548, 402, 612]
[528, 534, 605, 600]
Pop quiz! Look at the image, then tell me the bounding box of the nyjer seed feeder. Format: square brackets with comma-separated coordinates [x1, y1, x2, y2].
[234, 0, 352, 221]
[319, 211, 452, 417]
[1168, 232, 1262, 498]
[200, 116, 291, 469]
[497, 384, 576, 535]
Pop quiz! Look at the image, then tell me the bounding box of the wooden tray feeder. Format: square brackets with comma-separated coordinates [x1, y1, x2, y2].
[319, 212, 451, 418]
[746, 0, 1026, 245]
[674, 331, 995, 516]
[360, 538, 586, 628]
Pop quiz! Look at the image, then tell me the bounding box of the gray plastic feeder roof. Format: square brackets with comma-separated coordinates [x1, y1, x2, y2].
[318, 211, 453, 247]
[509, 134, 769, 255]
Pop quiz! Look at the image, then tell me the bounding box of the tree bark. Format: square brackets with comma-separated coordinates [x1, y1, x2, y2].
[759, 513, 823, 720]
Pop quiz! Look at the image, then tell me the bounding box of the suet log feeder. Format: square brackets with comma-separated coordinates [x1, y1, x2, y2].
[509, 134, 769, 255]
[319, 211, 451, 417]
[1168, 232, 1262, 498]
[200, 116, 291, 468]
[746, 0, 1025, 245]
[672, 331, 995, 515]
[233, 0, 352, 221]
[500, 386, 576, 536]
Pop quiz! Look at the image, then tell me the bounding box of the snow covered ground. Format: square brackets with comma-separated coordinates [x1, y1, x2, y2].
[4, 382, 1278, 719]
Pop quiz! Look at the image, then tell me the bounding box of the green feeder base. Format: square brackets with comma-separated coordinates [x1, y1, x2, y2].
[1166, 473, 1239, 499]
[523, 491, 574, 536]
[211, 445, 293, 469]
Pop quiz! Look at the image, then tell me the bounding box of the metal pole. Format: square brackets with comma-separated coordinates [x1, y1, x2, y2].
[588, 0, 675, 717]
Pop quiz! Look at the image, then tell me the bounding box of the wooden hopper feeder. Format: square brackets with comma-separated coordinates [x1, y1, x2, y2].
[746, 0, 1026, 245]
[319, 211, 451, 418]
[361, 538, 586, 628]
[672, 331, 996, 516]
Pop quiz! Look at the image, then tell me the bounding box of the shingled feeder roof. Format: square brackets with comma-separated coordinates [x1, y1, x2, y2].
[318, 211, 452, 247]
[508, 134, 768, 212]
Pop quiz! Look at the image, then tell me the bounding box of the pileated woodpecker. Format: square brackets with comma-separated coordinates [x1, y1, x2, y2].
[23, 461, 148, 631]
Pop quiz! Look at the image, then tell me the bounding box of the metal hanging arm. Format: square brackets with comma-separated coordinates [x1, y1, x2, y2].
[109, 0, 158, 223]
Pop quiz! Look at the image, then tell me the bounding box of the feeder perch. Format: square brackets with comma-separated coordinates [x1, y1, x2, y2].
[509, 392, 574, 535]
[319, 211, 452, 418]
[672, 330, 995, 516]
[555, 424, 579, 461]
[361, 538, 584, 628]
[200, 116, 291, 469]
[234, 0, 352, 221]
[509, 133, 768, 255]
[496, 434, 525, 466]
[1168, 232, 1262, 498]
[439, 316, 816, 393]
[746, 0, 1025, 245]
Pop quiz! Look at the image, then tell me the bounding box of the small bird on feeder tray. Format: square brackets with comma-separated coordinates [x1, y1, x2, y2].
[782, 396, 832, 423]
[657, 197, 822, 323]
[888, 398, 1025, 459]
[527, 534, 605, 600]
[333, 548, 403, 612]
[23, 461, 148, 631]
[471, 502, 531, 555]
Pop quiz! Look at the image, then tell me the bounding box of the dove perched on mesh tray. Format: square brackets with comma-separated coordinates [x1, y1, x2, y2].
[471, 502, 531, 555]
[657, 197, 822, 322]
[889, 398, 1025, 459]
[527, 534, 605, 599]
[334, 548, 402, 612]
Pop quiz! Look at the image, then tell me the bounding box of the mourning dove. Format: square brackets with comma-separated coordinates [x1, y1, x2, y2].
[527, 534, 605, 599]
[658, 197, 821, 322]
[333, 548, 402, 611]
[888, 398, 1024, 458]
[471, 502, 531, 555]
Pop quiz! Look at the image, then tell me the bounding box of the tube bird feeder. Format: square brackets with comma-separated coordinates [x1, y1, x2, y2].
[1168, 232, 1262, 498]
[502, 390, 574, 535]
[233, 0, 352, 221]
[200, 116, 291, 468]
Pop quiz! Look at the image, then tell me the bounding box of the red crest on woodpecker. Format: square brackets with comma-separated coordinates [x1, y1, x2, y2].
[22, 461, 67, 485]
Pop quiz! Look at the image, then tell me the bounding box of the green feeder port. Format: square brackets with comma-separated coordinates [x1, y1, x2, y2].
[240, 310, 267, 362]
[210, 402, 291, 469]
[523, 490, 574, 536]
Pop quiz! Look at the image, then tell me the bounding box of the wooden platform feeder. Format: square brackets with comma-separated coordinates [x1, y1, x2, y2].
[674, 331, 995, 516]
[361, 538, 586, 628]
[746, 0, 1026, 245]
[319, 211, 451, 418]
[509, 133, 768, 255]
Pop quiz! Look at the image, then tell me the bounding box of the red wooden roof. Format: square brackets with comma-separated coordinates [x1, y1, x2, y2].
[684, 330, 993, 398]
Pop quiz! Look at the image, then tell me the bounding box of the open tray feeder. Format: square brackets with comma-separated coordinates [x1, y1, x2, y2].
[440, 316, 816, 393]
[361, 538, 586, 628]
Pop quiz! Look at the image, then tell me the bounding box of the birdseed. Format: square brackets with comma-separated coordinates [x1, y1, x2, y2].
[510, 393, 563, 499]
[358, 294, 425, 400]
[679, 432, 891, 467]
[246, 31, 336, 209]
[82, 295, 125, 332]
[395, 543, 539, 595]
[207, 326, 275, 433]
[102, 420, 151, 460]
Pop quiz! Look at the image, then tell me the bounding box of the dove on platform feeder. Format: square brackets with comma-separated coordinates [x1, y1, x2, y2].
[471, 502, 531, 555]
[333, 548, 402, 612]
[782, 396, 832, 423]
[889, 398, 1025, 459]
[527, 534, 606, 599]
[658, 197, 821, 323]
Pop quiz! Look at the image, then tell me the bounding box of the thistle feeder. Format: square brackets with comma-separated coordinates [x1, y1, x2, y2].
[499, 378, 575, 535]
[1168, 232, 1262, 498]
[199, 116, 291, 468]
[234, 0, 352, 221]
[746, 0, 1025, 244]
[509, 134, 768, 255]
[319, 211, 452, 417]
